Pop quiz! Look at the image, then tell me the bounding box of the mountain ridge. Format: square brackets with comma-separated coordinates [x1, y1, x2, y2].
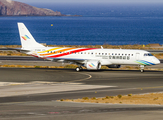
[0, 0, 63, 16]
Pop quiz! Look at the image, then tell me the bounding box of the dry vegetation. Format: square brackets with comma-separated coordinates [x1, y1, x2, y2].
[152, 53, 163, 59]
[0, 64, 78, 69]
[59, 93, 163, 105]
[1, 44, 163, 50]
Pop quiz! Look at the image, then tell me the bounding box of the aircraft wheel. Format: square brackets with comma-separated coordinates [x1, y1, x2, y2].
[141, 69, 144, 73]
[140, 65, 144, 73]
[76, 67, 80, 72]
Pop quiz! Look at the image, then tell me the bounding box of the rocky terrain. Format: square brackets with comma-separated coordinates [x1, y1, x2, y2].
[0, 0, 63, 16]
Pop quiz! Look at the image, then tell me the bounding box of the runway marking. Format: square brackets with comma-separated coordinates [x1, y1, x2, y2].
[0, 84, 116, 97]
[0, 82, 26, 86]
[67, 72, 92, 83]
[138, 86, 163, 89]
[29, 72, 92, 84]
[0, 72, 92, 86]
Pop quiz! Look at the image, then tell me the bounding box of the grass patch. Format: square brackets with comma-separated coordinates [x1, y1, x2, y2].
[117, 94, 122, 99]
[128, 94, 132, 96]
[64, 64, 78, 69]
[82, 97, 89, 100]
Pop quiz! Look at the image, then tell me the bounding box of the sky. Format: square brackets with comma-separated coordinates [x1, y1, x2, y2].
[14, 0, 163, 4]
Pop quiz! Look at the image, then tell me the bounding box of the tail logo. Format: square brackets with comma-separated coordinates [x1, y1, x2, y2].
[21, 35, 30, 41]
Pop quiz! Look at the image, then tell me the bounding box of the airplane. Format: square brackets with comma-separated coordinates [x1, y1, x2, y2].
[14, 22, 160, 72]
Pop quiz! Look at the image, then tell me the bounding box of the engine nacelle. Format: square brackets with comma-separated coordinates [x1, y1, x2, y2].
[85, 61, 101, 70]
[107, 65, 121, 68]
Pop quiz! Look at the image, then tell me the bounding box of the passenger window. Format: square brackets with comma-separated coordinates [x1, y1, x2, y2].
[105, 53, 107, 55]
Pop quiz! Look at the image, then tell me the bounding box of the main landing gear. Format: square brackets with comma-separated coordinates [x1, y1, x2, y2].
[76, 66, 83, 72]
[140, 65, 144, 73]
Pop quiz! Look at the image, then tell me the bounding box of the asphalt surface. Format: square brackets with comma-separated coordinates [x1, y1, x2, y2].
[0, 67, 163, 120]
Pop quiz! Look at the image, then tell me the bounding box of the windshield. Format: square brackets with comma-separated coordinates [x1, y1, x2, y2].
[144, 53, 153, 56]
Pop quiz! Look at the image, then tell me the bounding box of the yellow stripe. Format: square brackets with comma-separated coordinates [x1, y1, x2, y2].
[39, 48, 76, 56]
[38, 47, 63, 53]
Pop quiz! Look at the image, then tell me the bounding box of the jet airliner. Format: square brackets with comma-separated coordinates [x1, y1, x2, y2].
[15, 23, 160, 72]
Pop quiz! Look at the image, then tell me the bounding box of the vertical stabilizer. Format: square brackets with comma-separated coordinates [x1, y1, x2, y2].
[18, 23, 45, 49]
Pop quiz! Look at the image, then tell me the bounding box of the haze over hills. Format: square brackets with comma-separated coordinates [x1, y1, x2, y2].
[0, 0, 63, 16]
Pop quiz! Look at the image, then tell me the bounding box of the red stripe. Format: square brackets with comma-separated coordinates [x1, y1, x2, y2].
[31, 54, 39, 58]
[47, 48, 97, 58]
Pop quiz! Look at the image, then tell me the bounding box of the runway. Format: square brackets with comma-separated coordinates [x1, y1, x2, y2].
[0, 68, 163, 120]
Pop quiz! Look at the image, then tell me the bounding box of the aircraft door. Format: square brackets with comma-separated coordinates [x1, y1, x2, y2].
[136, 53, 140, 60]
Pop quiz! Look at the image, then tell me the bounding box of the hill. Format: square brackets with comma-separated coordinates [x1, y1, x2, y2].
[0, 0, 63, 16]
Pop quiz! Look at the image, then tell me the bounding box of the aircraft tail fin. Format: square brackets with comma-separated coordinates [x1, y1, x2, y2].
[17, 23, 45, 49]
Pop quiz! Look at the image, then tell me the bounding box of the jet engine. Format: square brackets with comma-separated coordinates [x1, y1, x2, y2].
[107, 65, 121, 68]
[85, 61, 101, 70]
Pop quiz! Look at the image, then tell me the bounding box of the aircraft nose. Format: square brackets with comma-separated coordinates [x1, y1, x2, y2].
[155, 59, 160, 64]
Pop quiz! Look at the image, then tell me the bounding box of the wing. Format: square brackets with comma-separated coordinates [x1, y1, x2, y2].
[45, 57, 87, 64]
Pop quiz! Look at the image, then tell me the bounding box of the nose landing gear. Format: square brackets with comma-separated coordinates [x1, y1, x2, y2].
[140, 65, 144, 73]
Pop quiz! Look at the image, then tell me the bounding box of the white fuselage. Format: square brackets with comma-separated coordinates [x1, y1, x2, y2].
[27, 47, 160, 66]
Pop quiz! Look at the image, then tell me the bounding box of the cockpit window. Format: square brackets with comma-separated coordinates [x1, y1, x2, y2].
[144, 54, 147, 56]
[144, 53, 153, 56]
[148, 53, 153, 56]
